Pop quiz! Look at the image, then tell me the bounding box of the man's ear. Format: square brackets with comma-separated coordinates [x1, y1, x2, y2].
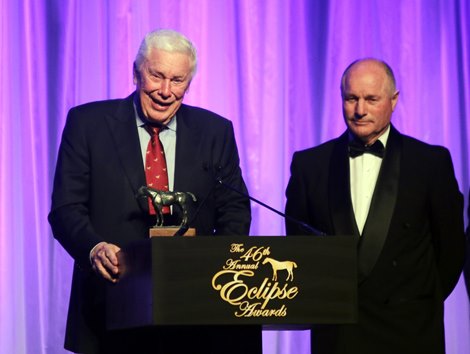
[133, 62, 139, 85]
[185, 80, 192, 94]
[391, 90, 399, 111]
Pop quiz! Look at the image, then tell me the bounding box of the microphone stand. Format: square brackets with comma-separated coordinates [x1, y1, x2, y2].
[216, 177, 325, 236]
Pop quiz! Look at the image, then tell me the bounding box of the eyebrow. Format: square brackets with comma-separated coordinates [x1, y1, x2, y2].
[147, 68, 187, 80]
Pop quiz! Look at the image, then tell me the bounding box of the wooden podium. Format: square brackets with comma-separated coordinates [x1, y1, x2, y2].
[149, 226, 196, 237]
[106, 236, 357, 331]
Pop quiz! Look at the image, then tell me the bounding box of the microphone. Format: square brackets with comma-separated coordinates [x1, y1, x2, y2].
[213, 167, 325, 236]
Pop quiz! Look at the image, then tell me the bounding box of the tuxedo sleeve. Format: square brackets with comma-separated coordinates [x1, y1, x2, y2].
[465, 190, 470, 298]
[430, 147, 465, 298]
[48, 108, 103, 268]
[285, 151, 311, 235]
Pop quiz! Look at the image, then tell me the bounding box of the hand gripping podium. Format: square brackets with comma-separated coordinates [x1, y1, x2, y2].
[106, 236, 357, 330]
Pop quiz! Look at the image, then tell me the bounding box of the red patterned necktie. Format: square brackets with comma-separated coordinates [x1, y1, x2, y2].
[145, 126, 170, 215]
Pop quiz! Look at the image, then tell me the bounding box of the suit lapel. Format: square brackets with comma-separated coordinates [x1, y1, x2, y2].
[358, 126, 402, 281]
[329, 132, 359, 237]
[104, 93, 147, 211]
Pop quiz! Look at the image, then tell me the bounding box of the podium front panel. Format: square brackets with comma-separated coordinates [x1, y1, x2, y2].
[107, 236, 357, 330]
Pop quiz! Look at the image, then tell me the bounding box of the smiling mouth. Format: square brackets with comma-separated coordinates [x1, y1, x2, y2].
[150, 97, 172, 110]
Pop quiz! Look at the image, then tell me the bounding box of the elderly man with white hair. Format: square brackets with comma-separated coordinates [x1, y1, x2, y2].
[49, 29, 259, 354]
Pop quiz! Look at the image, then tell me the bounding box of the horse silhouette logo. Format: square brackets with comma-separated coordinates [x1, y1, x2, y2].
[262, 257, 297, 281]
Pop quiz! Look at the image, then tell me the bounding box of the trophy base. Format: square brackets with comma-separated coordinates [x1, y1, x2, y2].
[149, 227, 196, 237]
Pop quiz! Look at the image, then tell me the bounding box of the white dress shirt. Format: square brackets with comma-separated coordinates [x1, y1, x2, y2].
[349, 126, 390, 235]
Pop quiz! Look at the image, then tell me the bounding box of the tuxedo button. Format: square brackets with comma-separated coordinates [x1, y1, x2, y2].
[403, 222, 411, 229]
[392, 260, 397, 267]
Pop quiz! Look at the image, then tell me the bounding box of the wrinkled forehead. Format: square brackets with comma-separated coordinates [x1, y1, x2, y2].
[139, 48, 194, 79]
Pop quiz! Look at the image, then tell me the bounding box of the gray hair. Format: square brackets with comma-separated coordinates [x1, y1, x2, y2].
[134, 29, 198, 79]
[340, 58, 397, 97]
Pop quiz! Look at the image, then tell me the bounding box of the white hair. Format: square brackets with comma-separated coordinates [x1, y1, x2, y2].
[134, 29, 198, 78]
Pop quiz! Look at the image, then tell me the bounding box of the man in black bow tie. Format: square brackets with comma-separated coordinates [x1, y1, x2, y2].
[285, 58, 465, 354]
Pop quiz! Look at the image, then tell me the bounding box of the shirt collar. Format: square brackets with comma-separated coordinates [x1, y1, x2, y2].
[133, 100, 177, 132]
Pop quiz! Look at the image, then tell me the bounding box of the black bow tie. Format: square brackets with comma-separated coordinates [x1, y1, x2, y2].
[348, 139, 385, 158]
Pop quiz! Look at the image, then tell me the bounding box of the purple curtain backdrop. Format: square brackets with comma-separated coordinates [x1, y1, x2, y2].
[1, 0, 469, 353]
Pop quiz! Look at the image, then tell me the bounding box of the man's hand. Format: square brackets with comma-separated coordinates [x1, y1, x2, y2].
[90, 242, 121, 283]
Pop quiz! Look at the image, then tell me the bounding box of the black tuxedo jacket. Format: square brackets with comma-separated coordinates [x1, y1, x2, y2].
[464, 190, 470, 300]
[285, 126, 465, 354]
[49, 94, 260, 353]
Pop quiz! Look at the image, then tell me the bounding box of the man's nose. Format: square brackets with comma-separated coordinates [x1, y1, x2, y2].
[159, 79, 171, 97]
[354, 99, 367, 119]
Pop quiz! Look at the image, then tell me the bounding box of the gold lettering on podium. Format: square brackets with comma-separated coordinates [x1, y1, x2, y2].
[212, 244, 299, 318]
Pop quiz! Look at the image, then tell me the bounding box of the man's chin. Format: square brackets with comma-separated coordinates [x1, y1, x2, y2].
[349, 127, 372, 136]
[146, 109, 177, 124]
[144, 103, 181, 124]
[348, 128, 375, 143]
